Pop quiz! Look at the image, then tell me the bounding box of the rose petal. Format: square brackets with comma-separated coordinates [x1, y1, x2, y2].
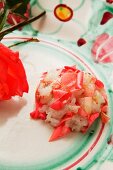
[49, 125, 71, 142]
[52, 89, 68, 99]
[101, 112, 110, 123]
[88, 112, 99, 126]
[100, 12, 113, 25]
[50, 100, 64, 110]
[0, 43, 28, 100]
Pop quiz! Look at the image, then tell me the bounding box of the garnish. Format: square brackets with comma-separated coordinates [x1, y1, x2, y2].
[0, 1, 46, 100]
[0, 0, 46, 40]
[106, 0, 113, 4]
[77, 38, 86, 47]
[100, 12, 113, 25]
[0, 43, 28, 100]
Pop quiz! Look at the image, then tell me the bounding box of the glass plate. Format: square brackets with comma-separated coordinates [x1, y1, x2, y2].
[0, 36, 112, 170]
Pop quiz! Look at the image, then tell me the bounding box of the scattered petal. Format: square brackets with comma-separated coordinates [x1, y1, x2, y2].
[77, 38, 86, 46]
[101, 112, 110, 123]
[100, 12, 113, 25]
[49, 125, 71, 142]
[50, 100, 64, 110]
[106, 0, 113, 4]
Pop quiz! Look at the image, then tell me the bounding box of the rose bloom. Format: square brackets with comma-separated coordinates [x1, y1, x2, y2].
[0, 43, 29, 100]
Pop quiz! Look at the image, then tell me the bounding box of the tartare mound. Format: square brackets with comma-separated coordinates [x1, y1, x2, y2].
[30, 66, 109, 141]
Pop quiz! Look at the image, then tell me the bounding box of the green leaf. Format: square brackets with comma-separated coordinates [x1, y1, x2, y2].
[6, 0, 30, 15]
[11, 2, 23, 12]
[0, 5, 9, 31]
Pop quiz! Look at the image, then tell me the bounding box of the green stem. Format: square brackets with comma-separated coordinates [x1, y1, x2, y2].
[0, 11, 46, 39]
[8, 38, 39, 48]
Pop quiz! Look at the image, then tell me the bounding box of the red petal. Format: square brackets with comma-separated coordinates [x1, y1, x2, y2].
[101, 104, 108, 113]
[30, 102, 43, 120]
[66, 112, 73, 117]
[60, 92, 71, 102]
[78, 108, 88, 118]
[81, 113, 99, 133]
[0, 2, 4, 8]
[81, 126, 88, 133]
[50, 100, 64, 110]
[101, 112, 110, 123]
[61, 126, 71, 137]
[52, 89, 71, 103]
[0, 43, 29, 100]
[88, 112, 99, 126]
[100, 12, 113, 25]
[61, 72, 76, 86]
[7, 2, 30, 26]
[30, 111, 39, 119]
[59, 112, 73, 125]
[0, 59, 8, 82]
[106, 0, 113, 3]
[7, 13, 23, 25]
[77, 38, 86, 46]
[76, 71, 84, 89]
[64, 66, 77, 72]
[71, 89, 84, 98]
[52, 89, 68, 99]
[0, 83, 9, 100]
[6, 74, 18, 96]
[95, 79, 104, 88]
[49, 126, 62, 142]
[49, 125, 71, 142]
[39, 112, 46, 120]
